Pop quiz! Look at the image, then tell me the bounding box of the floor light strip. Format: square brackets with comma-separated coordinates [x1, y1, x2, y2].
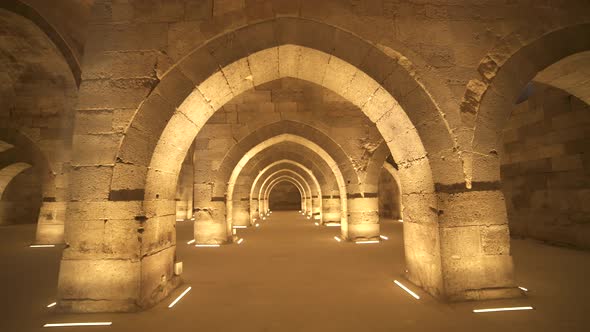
[237, 238, 244, 245]
[355, 240, 379, 244]
[30, 244, 56, 248]
[44, 322, 112, 327]
[393, 280, 420, 300]
[187, 239, 195, 245]
[255, 223, 260, 228]
[168, 286, 192, 308]
[518, 286, 529, 292]
[314, 222, 319, 226]
[46, 302, 57, 308]
[334, 236, 341, 242]
[326, 223, 340, 227]
[233, 226, 247, 229]
[473, 306, 533, 313]
[398, 219, 404, 223]
[195, 244, 220, 248]
[380, 235, 389, 240]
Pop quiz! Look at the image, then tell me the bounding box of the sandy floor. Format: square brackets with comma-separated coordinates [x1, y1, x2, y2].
[1, 211, 589, 331]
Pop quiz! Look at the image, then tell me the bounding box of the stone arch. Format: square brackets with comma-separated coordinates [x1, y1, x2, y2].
[250, 160, 323, 221]
[63, 19, 514, 312]
[266, 178, 305, 214]
[258, 169, 316, 219]
[0, 162, 32, 198]
[264, 175, 309, 216]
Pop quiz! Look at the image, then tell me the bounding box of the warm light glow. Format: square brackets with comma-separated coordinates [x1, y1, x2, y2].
[195, 244, 220, 248]
[355, 240, 379, 244]
[30, 244, 55, 248]
[44, 322, 112, 327]
[393, 280, 420, 300]
[263, 217, 266, 220]
[191, 218, 195, 221]
[237, 238, 244, 245]
[255, 224, 260, 228]
[473, 306, 534, 313]
[176, 219, 183, 222]
[314, 222, 319, 226]
[326, 223, 340, 227]
[519, 286, 529, 292]
[46, 302, 57, 308]
[168, 286, 192, 308]
[334, 236, 341, 242]
[233, 225, 247, 229]
[307, 216, 311, 219]
[398, 219, 404, 223]
[253, 218, 257, 222]
[298, 210, 301, 213]
[380, 235, 389, 240]
[186, 239, 195, 245]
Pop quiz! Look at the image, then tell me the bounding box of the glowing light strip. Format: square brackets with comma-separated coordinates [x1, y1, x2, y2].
[334, 236, 341, 242]
[255, 224, 260, 228]
[233, 226, 247, 229]
[30, 244, 55, 248]
[473, 306, 533, 313]
[393, 280, 420, 299]
[195, 244, 220, 248]
[263, 217, 266, 220]
[355, 240, 379, 244]
[380, 235, 389, 240]
[518, 286, 528, 292]
[187, 239, 195, 245]
[326, 223, 340, 227]
[44, 322, 112, 327]
[168, 286, 192, 308]
[237, 238, 244, 245]
[176, 219, 183, 222]
[314, 222, 319, 226]
[398, 219, 404, 223]
[46, 302, 57, 308]
[191, 218, 195, 221]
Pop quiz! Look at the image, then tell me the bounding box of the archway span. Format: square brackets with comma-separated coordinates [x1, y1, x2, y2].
[250, 160, 323, 221]
[266, 179, 304, 213]
[258, 170, 316, 218]
[0, 162, 32, 198]
[264, 176, 308, 216]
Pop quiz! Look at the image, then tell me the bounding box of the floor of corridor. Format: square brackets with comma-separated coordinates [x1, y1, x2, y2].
[1, 211, 590, 331]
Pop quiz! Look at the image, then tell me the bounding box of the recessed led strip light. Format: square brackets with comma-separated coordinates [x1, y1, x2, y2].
[393, 280, 420, 300]
[46, 302, 57, 308]
[237, 238, 244, 245]
[380, 235, 389, 240]
[473, 306, 533, 313]
[195, 244, 220, 248]
[255, 223, 260, 228]
[186, 239, 195, 245]
[398, 219, 404, 223]
[334, 236, 341, 242]
[518, 286, 529, 292]
[314, 222, 319, 226]
[355, 240, 379, 244]
[325, 223, 340, 227]
[30, 244, 55, 248]
[233, 225, 247, 229]
[44, 322, 112, 328]
[168, 286, 192, 308]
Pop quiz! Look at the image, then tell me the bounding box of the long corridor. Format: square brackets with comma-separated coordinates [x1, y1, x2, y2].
[2, 211, 590, 331]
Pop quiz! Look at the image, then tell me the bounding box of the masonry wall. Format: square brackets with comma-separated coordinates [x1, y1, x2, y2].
[501, 84, 590, 249]
[269, 182, 301, 211]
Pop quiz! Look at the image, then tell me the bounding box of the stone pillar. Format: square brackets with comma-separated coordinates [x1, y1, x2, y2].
[347, 194, 379, 240]
[312, 195, 322, 222]
[437, 189, 520, 301]
[250, 198, 259, 222]
[305, 196, 312, 217]
[34, 200, 66, 244]
[321, 196, 341, 223]
[193, 183, 230, 244]
[233, 198, 250, 226]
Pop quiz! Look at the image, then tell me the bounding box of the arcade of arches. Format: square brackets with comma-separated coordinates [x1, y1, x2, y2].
[1, 1, 590, 331]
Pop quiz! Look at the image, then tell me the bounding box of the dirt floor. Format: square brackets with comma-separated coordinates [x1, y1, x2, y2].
[1, 211, 589, 331]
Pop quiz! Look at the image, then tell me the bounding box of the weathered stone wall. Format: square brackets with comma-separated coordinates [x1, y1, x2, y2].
[501, 84, 590, 249]
[269, 181, 301, 211]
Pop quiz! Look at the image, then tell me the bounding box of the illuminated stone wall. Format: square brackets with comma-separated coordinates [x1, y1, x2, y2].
[502, 84, 590, 249]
